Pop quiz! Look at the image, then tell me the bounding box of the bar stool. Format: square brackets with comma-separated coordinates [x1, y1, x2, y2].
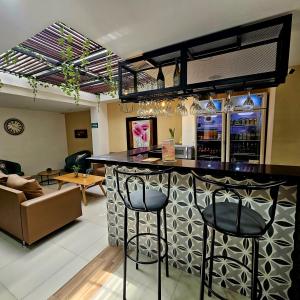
[192, 172, 285, 300]
[115, 166, 173, 300]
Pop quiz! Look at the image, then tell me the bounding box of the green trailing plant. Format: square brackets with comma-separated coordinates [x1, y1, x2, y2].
[27, 76, 38, 101]
[80, 39, 91, 69]
[169, 128, 175, 139]
[102, 49, 118, 97]
[3, 50, 18, 66]
[27, 76, 51, 101]
[58, 27, 82, 104]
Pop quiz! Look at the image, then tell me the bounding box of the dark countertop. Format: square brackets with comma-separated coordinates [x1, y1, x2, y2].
[88, 147, 300, 180]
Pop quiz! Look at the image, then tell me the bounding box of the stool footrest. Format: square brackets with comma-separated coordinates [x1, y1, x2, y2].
[125, 232, 168, 265]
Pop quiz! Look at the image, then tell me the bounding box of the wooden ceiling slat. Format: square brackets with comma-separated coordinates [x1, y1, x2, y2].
[0, 21, 132, 94]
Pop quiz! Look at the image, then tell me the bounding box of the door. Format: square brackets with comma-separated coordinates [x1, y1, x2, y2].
[226, 93, 267, 164]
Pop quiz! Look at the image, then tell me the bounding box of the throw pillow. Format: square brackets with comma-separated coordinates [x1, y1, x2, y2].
[0, 170, 8, 185]
[6, 174, 44, 199]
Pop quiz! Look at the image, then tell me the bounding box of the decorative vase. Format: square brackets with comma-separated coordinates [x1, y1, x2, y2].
[162, 139, 176, 162]
[74, 172, 79, 177]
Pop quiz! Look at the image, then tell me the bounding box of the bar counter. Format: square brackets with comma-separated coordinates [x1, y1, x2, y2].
[89, 148, 300, 300]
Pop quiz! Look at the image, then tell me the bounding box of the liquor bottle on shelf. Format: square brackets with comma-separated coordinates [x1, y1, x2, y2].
[157, 66, 165, 89]
[173, 60, 180, 86]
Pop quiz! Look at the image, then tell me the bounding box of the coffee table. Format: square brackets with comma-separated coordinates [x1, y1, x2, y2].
[38, 169, 62, 185]
[54, 173, 106, 206]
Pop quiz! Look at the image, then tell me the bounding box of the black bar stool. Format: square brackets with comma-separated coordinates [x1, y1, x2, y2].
[192, 172, 285, 300]
[115, 166, 173, 300]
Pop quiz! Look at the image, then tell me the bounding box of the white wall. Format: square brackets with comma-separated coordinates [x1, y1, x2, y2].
[90, 104, 109, 155]
[182, 98, 196, 146]
[0, 107, 68, 175]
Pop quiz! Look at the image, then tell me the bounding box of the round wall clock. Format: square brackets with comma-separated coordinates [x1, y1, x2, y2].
[4, 118, 25, 135]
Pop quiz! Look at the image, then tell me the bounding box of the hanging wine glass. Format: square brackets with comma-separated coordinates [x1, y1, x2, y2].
[190, 95, 204, 115]
[243, 89, 255, 111]
[206, 93, 217, 114]
[165, 98, 174, 116]
[223, 90, 234, 113]
[176, 96, 188, 116]
[137, 101, 143, 118]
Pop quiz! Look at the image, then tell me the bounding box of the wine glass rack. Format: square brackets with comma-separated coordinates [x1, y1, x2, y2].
[118, 14, 292, 103]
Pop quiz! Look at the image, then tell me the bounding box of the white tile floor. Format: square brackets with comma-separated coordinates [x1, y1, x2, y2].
[0, 184, 109, 300]
[0, 184, 246, 300]
[96, 255, 247, 300]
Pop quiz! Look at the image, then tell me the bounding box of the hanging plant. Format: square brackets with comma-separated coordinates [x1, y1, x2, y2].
[3, 50, 18, 66]
[27, 76, 38, 101]
[26, 76, 50, 101]
[58, 26, 92, 104]
[102, 50, 117, 97]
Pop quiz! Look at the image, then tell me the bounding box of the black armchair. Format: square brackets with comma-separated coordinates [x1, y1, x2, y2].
[64, 150, 91, 173]
[0, 160, 24, 176]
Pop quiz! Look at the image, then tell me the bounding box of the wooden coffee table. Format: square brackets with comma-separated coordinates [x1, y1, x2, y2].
[54, 173, 106, 206]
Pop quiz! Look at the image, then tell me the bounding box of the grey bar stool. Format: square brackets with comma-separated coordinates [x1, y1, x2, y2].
[115, 166, 173, 300]
[192, 172, 285, 300]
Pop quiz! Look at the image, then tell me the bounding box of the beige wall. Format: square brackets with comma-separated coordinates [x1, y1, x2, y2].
[271, 65, 300, 166]
[107, 102, 182, 152]
[0, 107, 68, 175]
[65, 110, 93, 155]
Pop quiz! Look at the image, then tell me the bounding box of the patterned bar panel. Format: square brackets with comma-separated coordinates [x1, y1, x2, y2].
[105, 165, 296, 300]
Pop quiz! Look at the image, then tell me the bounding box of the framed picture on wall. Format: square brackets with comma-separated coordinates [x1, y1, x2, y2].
[74, 129, 88, 138]
[126, 117, 157, 150]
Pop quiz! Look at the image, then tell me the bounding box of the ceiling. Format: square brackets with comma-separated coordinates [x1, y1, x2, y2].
[0, 0, 300, 66]
[0, 93, 91, 112]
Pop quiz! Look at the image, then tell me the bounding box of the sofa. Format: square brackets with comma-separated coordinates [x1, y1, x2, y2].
[0, 160, 24, 176]
[64, 150, 91, 173]
[0, 184, 82, 245]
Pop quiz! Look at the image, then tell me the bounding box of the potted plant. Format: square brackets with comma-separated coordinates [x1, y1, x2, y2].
[72, 165, 81, 177]
[169, 128, 175, 140]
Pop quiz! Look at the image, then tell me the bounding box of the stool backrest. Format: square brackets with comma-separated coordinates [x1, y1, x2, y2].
[192, 171, 285, 235]
[114, 167, 173, 211]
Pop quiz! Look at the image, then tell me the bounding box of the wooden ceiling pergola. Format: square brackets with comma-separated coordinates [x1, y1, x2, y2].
[0, 22, 150, 95]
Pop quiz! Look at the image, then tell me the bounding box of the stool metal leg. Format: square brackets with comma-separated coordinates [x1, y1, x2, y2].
[163, 207, 169, 277]
[123, 208, 128, 300]
[136, 212, 139, 270]
[200, 224, 208, 300]
[208, 228, 215, 297]
[251, 238, 259, 300]
[157, 211, 162, 300]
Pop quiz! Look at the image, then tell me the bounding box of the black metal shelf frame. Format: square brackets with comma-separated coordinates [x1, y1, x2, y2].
[119, 14, 292, 102]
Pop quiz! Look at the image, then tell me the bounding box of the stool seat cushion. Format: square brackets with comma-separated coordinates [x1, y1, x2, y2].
[202, 202, 266, 236]
[125, 189, 167, 211]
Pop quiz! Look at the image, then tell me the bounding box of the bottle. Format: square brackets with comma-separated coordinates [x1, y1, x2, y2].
[157, 66, 165, 89]
[173, 60, 180, 86]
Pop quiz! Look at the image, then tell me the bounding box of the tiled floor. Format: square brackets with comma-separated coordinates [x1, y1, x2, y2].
[92, 254, 247, 300]
[0, 184, 246, 300]
[0, 184, 109, 300]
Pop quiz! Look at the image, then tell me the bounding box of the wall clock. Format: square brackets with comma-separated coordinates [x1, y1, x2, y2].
[4, 118, 25, 135]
